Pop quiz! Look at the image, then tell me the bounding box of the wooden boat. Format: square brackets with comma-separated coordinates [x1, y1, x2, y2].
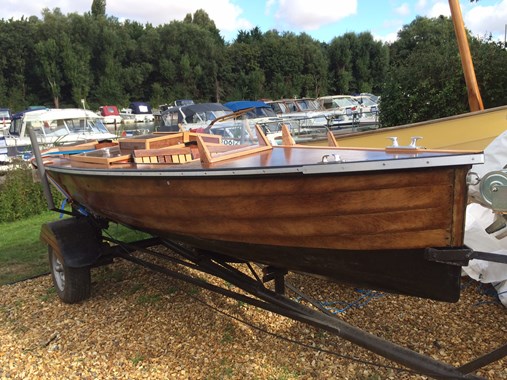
[37, 126, 483, 302]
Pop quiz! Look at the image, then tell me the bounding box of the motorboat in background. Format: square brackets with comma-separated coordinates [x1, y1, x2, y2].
[98, 105, 123, 125]
[158, 102, 233, 132]
[316, 95, 379, 130]
[0, 108, 116, 161]
[222, 100, 332, 145]
[123, 101, 155, 123]
[265, 98, 330, 130]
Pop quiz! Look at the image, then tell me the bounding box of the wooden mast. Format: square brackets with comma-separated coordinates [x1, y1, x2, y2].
[448, 0, 484, 111]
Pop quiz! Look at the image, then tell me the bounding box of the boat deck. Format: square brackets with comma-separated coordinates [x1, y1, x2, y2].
[41, 130, 483, 176]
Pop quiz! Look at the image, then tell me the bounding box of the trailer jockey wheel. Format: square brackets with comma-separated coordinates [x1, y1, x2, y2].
[48, 246, 91, 304]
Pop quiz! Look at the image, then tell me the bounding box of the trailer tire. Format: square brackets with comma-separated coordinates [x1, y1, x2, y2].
[49, 246, 91, 303]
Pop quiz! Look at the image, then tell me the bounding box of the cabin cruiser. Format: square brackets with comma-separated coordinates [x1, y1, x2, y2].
[121, 102, 155, 123]
[0, 108, 116, 161]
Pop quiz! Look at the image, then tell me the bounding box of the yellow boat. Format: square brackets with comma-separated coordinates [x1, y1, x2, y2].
[309, 105, 507, 150]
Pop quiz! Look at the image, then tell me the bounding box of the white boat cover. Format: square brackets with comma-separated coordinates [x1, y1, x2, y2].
[465, 130, 507, 307]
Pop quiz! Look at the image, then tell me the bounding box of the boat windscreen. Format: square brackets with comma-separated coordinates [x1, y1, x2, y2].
[64, 118, 108, 133]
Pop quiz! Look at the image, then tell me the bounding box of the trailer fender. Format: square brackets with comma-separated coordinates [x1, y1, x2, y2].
[40, 217, 103, 268]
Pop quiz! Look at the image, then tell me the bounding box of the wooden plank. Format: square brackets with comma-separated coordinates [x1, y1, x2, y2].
[133, 145, 188, 157]
[194, 125, 273, 164]
[281, 124, 296, 146]
[119, 132, 186, 152]
[69, 153, 131, 165]
[56, 141, 99, 152]
[327, 130, 339, 147]
[450, 166, 469, 246]
[208, 146, 272, 163]
[255, 124, 272, 147]
[196, 134, 213, 164]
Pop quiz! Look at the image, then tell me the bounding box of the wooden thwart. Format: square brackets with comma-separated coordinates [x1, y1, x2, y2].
[281, 124, 296, 146]
[69, 151, 131, 166]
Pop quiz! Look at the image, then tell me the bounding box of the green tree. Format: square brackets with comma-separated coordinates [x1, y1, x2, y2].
[380, 16, 468, 127]
[91, 0, 106, 18]
[327, 32, 388, 95]
[0, 17, 41, 110]
[35, 38, 62, 108]
[328, 34, 353, 94]
[471, 36, 507, 108]
[297, 33, 328, 97]
[61, 33, 92, 106]
[224, 31, 265, 100]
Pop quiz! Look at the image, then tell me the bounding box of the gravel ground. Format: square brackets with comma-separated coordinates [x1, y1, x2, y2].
[0, 246, 506, 380]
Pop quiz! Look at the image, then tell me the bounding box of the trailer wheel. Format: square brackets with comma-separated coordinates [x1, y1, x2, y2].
[49, 246, 91, 303]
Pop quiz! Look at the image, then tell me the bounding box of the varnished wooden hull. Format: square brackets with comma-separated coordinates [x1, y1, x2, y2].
[49, 166, 468, 250]
[46, 164, 470, 301]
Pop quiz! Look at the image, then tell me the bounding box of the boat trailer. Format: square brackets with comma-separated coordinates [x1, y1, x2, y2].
[37, 213, 506, 380]
[31, 128, 507, 379]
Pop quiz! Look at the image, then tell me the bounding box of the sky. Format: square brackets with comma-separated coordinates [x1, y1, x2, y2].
[1, 0, 506, 43]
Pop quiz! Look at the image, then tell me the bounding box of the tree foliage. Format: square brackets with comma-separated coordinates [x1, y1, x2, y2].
[91, 0, 106, 18]
[0, 8, 505, 128]
[381, 16, 468, 127]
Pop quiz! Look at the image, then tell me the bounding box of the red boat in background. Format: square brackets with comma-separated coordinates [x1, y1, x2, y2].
[99, 105, 122, 125]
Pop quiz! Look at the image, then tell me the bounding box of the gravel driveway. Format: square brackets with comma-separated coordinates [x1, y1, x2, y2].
[1, 247, 506, 379]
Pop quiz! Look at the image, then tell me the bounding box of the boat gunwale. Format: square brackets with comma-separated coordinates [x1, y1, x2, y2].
[43, 151, 483, 177]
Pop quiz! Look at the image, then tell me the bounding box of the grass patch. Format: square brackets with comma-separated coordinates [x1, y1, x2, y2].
[221, 322, 236, 344]
[40, 287, 57, 302]
[271, 366, 301, 379]
[130, 354, 145, 366]
[136, 293, 162, 305]
[0, 211, 152, 286]
[127, 283, 145, 295]
[0, 211, 61, 285]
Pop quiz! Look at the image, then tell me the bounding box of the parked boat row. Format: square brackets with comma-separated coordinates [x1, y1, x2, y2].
[0, 94, 381, 163]
[98, 102, 155, 125]
[156, 96, 379, 146]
